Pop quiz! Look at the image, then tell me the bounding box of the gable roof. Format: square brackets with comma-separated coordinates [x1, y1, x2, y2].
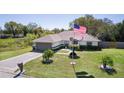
[82, 34, 101, 42]
[33, 34, 63, 43]
[33, 35, 54, 43]
[33, 31, 100, 43]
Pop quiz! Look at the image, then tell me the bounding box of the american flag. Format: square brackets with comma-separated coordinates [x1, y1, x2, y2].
[72, 24, 87, 34]
[71, 24, 87, 40]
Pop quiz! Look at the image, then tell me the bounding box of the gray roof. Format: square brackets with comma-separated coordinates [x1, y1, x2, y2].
[33, 31, 100, 43]
[82, 34, 101, 42]
[33, 35, 54, 43]
[33, 34, 62, 43]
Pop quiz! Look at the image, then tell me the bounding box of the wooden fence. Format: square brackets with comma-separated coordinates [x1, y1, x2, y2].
[101, 42, 124, 49]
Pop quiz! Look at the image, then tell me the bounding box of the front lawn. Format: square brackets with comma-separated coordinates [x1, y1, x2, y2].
[0, 38, 27, 52]
[24, 49, 124, 78]
[0, 47, 32, 61]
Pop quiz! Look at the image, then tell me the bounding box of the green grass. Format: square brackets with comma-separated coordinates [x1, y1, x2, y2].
[0, 47, 32, 61]
[0, 33, 54, 52]
[24, 49, 124, 78]
[0, 38, 25, 52]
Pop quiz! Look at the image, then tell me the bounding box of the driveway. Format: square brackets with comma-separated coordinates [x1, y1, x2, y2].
[0, 52, 42, 78]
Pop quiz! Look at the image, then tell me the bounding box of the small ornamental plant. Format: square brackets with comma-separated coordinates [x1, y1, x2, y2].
[42, 49, 54, 64]
[101, 56, 113, 69]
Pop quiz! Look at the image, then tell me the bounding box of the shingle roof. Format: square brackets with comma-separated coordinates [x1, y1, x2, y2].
[33, 35, 53, 43]
[83, 34, 101, 42]
[33, 31, 100, 43]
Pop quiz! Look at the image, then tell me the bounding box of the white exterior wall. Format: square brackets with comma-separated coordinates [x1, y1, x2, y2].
[92, 42, 98, 46]
[52, 40, 98, 47]
[79, 41, 98, 46]
[79, 41, 87, 45]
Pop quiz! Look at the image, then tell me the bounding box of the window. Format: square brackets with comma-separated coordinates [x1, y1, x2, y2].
[87, 42, 92, 46]
[73, 39, 78, 44]
[92, 42, 98, 46]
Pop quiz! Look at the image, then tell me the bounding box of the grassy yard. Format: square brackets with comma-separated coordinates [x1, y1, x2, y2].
[0, 47, 32, 61]
[24, 49, 124, 78]
[0, 38, 23, 52]
[0, 37, 33, 60]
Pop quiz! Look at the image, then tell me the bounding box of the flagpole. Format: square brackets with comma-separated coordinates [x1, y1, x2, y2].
[71, 24, 76, 76]
[73, 24, 75, 59]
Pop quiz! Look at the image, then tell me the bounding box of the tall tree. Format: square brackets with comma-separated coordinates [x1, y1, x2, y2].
[116, 20, 124, 41]
[33, 27, 43, 37]
[70, 15, 118, 41]
[27, 23, 38, 33]
[4, 21, 18, 37]
[16, 23, 24, 35]
[22, 25, 28, 37]
[103, 18, 113, 25]
[0, 27, 3, 35]
[52, 28, 61, 33]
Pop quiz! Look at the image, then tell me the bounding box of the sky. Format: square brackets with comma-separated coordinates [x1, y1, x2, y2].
[0, 14, 124, 30]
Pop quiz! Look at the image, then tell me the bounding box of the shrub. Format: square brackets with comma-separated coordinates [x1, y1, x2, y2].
[26, 34, 38, 40]
[42, 49, 54, 64]
[101, 56, 113, 68]
[0, 38, 31, 52]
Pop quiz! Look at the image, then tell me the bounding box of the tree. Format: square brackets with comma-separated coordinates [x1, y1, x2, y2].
[60, 28, 65, 32]
[101, 56, 113, 69]
[103, 18, 113, 25]
[52, 28, 61, 33]
[27, 23, 38, 33]
[22, 25, 28, 37]
[4, 21, 25, 37]
[42, 49, 54, 63]
[0, 27, 2, 31]
[70, 15, 99, 36]
[0, 27, 2, 34]
[4, 21, 18, 37]
[116, 20, 124, 41]
[69, 14, 118, 41]
[32, 27, 43, 37]
[16, 23, 24, 35]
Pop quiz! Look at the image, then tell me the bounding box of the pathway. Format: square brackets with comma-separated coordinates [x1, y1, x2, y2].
[0, 52, 42, 78]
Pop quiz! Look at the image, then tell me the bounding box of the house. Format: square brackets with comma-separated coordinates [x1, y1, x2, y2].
[33, 31, 101, 51]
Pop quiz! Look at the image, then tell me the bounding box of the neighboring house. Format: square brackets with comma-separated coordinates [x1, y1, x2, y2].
[33, 31, 101, 51]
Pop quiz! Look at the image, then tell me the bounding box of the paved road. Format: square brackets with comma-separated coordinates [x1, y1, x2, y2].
[0, 71, 14, 78]
[0, 52, 42, 78]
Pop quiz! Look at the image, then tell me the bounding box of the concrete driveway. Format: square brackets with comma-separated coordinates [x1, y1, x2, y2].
[0, 52, 42, 78]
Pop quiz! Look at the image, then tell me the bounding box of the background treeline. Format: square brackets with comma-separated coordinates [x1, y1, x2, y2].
[0, 22, 64, 52]
[0, 14, 124, 42]
[0, 22, 65, 39]
[0, 15, 124, 52]
[70, 15, 124, 42]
